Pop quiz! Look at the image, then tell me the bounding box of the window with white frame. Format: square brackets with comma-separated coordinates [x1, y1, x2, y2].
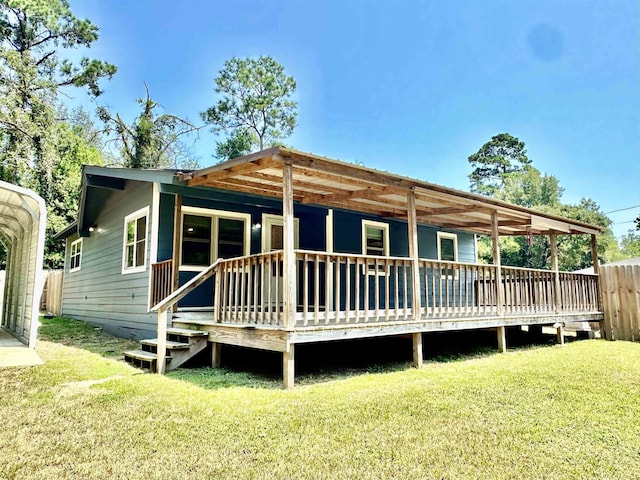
[180, 207, 250, 270]
[123, 207, 149, 273]
[437, 231, 458, 278]
[69, 238, 82, 272]
[362, 220, 389, 274]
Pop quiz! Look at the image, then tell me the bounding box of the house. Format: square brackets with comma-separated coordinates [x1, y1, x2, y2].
[57, 147, 604, 387]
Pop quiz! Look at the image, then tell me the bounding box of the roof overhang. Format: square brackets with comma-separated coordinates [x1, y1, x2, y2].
[181, 147, 602, 236]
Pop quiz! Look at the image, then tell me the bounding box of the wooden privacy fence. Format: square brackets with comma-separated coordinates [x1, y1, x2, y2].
[600, 265, 640, 342]
[39, 270, 64, 315]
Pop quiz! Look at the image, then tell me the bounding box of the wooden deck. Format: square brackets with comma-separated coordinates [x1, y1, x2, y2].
[154, 250, 603, 354]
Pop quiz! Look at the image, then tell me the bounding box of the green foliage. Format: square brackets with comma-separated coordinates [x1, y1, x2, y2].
[468, 133, 532, 195]
[620, 230, 640, 258]
[471, 135, 618, 271]
[0, 0, 115, 267]
[202, 56, 297, 158]
[98, 83, 200, 169]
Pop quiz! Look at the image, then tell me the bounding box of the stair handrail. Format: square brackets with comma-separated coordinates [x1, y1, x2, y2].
[150, 258, 223, 314]
[151, 258, 223, 375]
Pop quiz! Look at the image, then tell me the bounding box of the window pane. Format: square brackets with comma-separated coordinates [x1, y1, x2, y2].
[218, 218, 245, 259]
[182, 215, 211, 266]
[440, 238, 455, 261]
[135, 240, 145, 267]
[127, 220, 135, 243]
[270, 224, 283, 250]
[127, 245, 134, 268]
[136, 216, 146, 240]
[366, 226, 385, 256]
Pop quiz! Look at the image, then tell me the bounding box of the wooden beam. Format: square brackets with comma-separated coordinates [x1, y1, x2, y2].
[156, 308, 168, 374]
[282, 163, 297, 330]
[491, 211, 504, 316]
[283, 344, 295, 389]
[211, 342, 222, 368]
[591, 233, 605, 338]
[412, 332, 423, 368]
[590, 234, 600, 276]
[407, 191, 422, 320]
[550, 234, 561, 314]
[420, 205, 488, 216]
[497, 326, 507, 353]
[556, 324, 565, 345]
[171, 194, 182, 292]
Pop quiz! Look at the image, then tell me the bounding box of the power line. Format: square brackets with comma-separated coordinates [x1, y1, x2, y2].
[605, 204, 640, 214]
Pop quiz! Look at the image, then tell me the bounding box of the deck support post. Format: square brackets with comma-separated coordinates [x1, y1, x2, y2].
[550, 234, 562, 314]
[407, 190, 422, 319]
[491, 211, 504, 316]
[590, 234, 607, 338]
[412, 332, 423, 368]
[171, 194, 182, 293]
[211, 342, 222, 368]
[556, 324, 565, 345]
[282, 162, 297, 330]
[283, 344, 295, 389]
[497, 325, 507, 353]
[156, 308, 168, 374]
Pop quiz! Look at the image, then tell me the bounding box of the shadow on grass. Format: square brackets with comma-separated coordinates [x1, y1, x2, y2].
[40, 315, 587, 390]
[38, 316, 138, 360]
[170, 327, 581, 390]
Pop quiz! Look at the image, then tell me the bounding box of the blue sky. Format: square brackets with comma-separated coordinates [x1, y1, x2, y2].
[69, 1, 639, 238]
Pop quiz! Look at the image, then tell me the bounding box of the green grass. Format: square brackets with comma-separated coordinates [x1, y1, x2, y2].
[1, 317, 639, 479]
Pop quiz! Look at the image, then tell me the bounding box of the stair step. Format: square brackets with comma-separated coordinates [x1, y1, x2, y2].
[124, 349, 157, 362]
[166, 327, 208, 338]
[140, 339, 192, 350]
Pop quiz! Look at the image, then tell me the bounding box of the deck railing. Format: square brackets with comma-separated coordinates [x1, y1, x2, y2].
[151, 250, 601, 328]
[150, 259, 173, 308]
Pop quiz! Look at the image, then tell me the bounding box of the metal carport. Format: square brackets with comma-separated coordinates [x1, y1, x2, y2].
[0, 180, 46, 348]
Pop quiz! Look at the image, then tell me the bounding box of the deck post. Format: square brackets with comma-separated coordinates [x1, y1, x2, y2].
[550, 234, 561, 314]
[589, 234, 607, 337]
[283, 344, 295, 389]
[211, 342, 222, 368]
[282, 162, 297, 330]
[491, 211, 504, 316]
[412, 332, 423, 368]
[171, 193, 183, 299]
[407, 190, 422, 319]
[497, 325, 507, 353]
[556, 324, 565, 345]
[156, 307, 168, 374]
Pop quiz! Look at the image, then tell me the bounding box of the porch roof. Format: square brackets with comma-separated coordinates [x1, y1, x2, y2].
[182, 147, 601, 236]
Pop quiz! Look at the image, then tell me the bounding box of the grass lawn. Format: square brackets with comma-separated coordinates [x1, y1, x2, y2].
[1, 317, 639, 479]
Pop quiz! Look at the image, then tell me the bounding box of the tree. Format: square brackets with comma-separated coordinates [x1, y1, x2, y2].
[202, 56, 297, 159]
[620, 231, 640, 258]
[468, 133, 532, 195]
[0, 0, 116, 267]
[98, 84, 201, 169]
[470, 136, 618, 271]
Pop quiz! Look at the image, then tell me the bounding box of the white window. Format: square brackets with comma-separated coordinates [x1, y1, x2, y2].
[362, 220, 389, 275]
[437, 232, 458, 262]
[122, 207, 149, 274]
[261, 214, 299, 252]
[437, 231, 458, 279]
[69, 238, 82, 272]
[180, 207, 251, 271]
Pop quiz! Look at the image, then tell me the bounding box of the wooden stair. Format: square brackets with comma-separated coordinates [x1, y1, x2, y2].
[124, 327, 209, 372]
